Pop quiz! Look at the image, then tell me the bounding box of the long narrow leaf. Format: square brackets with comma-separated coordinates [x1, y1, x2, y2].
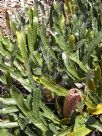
[0, 98, 16, 105]
[68, 126, 91, 136]
[67, 53, 89, 72]
[16, 31, 35, 88]
[10, 86, 48, 133]
[0, 122, 18, 128]
[83, 31, 102, 62]
[40, 103, 59, 124]
[33, 76, 67, 96]
[0, 106, 18, 114]
[16, 31, 40, 117]
[18, 117, 37, 136]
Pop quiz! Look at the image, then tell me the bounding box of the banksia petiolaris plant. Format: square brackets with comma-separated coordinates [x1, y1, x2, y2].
[63, 88, 82, 118]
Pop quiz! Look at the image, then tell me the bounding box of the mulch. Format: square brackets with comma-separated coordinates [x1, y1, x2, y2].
[0, 0, 51, 36]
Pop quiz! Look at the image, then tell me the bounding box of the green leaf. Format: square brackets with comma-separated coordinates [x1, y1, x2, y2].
[69, 34, 75, 50]
[83, 31, 102, 62]
[5, 71, 12, 89]
[54, 35, 68, 51]
[73, 113, 89, 131]
[16, 31, 29, 68]
[39, 30, 53, 70]
[56, 128, 72, 136]
[26, 8, 34, 26]
[18, 117, 37, 136]
[27, 25, 35, 55]
[0, 62, 14, 73]
[33, 51, 43, 66]
[62, 52, 80, 79]
[27, 17, 38, 56]
[87, 79, 96, 91]
[68, 126, 91, 136]
[0, 62, 32, 92]
[85, 69, 94, 84]
[67, 53, 89, 72]
[49, 123, 59, 135]
[0, 106, 18, 114]
[100, 115, 102, 122]
[0, 129, 13, 136]
[26, 94, 32, 110]
[10, 21, 17, 34]
[10, 86, 48, 133]
[87, 116, 102, 132]
[94, 65, 102, 82]
[0, 122, 18, 128]
[0, 67, 31, 93]
[17, 31, 40, 117]
[40, 103, 59, 124]
[0, 98, 16, 105]
[16, 31, 36, 88]
[33, 16, 38, 45]
[0, 129, 8, 136]
[74, 39, 86, 51]
[92, 104, 102, 115]
[38, 76, 67, 96]
[32, 88, 41, 117]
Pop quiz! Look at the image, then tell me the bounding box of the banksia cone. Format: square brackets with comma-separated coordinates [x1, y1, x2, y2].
[63, 88, 82, 118]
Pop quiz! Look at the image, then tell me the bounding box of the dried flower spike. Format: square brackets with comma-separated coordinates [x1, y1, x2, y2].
[63, 88, 82, 118]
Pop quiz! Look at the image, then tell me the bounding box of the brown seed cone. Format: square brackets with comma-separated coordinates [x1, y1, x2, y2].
[63, 88, 82, 118]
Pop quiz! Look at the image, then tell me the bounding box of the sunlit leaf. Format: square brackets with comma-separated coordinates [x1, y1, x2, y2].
[0, 106, 18, 114]
[0, 98, 16, 105]
[73, 113, 89, 131]
[68, 126, 91, 136]
[0, 122, 18, 128]
[0, 129, 7, 136]
[37, 76, 67, 96]
[56, 128, 72, 136]
[92, 104, 102, 115]
[0, 129, 8, 136]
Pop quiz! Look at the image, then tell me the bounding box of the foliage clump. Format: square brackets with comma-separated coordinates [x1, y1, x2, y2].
[0, 0, 102, 136]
